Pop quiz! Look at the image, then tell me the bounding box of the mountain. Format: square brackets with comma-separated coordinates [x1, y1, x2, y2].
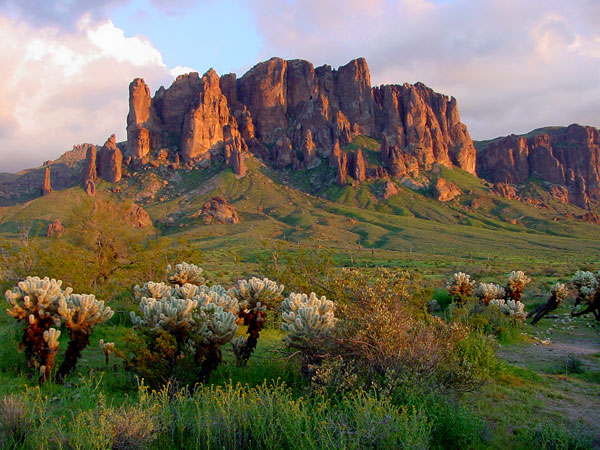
[0, 57, 598, 238]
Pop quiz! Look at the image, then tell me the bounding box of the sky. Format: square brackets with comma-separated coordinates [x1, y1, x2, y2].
[0, 0, 598, 173]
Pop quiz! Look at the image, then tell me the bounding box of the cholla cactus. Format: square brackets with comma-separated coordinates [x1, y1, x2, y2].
[39, 328, 61, 382]
[130, 296, 198, 335]
[281, 292, 336, 346]
[446, 272, 475, 303]
[5, 277, 71, 324]
[475, 283, 505, 305]
[56, 294, 114, 380]
[571, 270, 600, 321]
[571, 271, 598, 299]
[134, 281, 174, 301]
[489, 299, 526, 320]
[228, 277, 284, 365]
[99, 339, 115, 365]
[166, 262, 205, 286]
[5, 277, 72, 377]
[229, 277, 285, 310]
[506, 271, 531, 302]
[130, 282, 239, 383]
[230, 335, 246, 365]
[527, 283, 569, 325]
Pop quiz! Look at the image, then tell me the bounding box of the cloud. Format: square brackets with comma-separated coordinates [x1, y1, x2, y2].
[248, 0, 600, 139]
[0, 16, 173, 172]
[0, 0, 127, 27]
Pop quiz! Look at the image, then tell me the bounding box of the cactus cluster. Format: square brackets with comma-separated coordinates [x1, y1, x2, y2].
[446, 272, 475, 302]
[166, 262, 205, 286]
[4, 276, 113, 382]
[506, 271, 531, 302]
[228, 277, 284, 365]
[474, 283, 505, 305]
[570, 270, 600, 321]
[130, 265, 240, 383]
[281, 292, 336, 346]
[489, 299, 526, 319]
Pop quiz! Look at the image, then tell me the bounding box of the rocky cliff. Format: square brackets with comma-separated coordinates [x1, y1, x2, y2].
[476, 124, 600, 208]
[123, 57, 476, 185]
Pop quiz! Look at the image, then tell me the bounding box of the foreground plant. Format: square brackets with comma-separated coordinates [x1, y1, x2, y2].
[475, 283, 505, 305]
[281, 292, 336, 373]
[130, 268, 239, 384]
[506, 271, 531, 302]
[56, 294, 114, 380]
[527, 283, 569, 325]
[446, 272, 475, 304]
[229, 277, 284, 365]
[5, 276, 113, 382]
[571, 270, 600, 321]
[489, 299, 527, 321]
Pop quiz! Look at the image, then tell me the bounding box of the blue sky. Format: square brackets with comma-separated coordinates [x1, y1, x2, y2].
[0, 0, 599, 172]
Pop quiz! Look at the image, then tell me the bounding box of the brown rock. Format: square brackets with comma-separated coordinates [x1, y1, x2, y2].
[550, 185, 569, 203]
[41, 165, 52, 196]
[97, 134, 122, 183]
[181, 69, 231, 161]
[477, 124, 600, 206]
[349, 148, 366, 182]
[84, 179, 96, 197]
[381, 180, 399, 199]
[492, 182, 519, 200]
[199, 196, 239, 224]
[301, 128, 317, 166]
[46, 219, 64, 237]
[82, 145, 97, 185]
[126, 78, 153, 159]
[433, 178, 461, 202]
[124, 204, 152, 228]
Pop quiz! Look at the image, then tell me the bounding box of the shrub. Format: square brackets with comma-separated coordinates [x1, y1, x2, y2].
[0, 395, 33, 448]
[571, 270, 600, 321]
[308, 269, 491, 393]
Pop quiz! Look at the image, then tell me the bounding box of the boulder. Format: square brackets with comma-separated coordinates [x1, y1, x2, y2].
[124, 204, 152, 228]
[433, 178, 461, 202]
[46, 219, 64, 237]
[97, 135, 122, 183]
[199, 197, 240, 224]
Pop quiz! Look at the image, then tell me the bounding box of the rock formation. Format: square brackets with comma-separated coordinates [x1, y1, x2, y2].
[122, 57, 476, 180]
[199, 197, 239, 224]
[97, 135, 122, 183]
[477, 124, 600, 208]
[41, 165, 52, 195]
[46, 219, 64, 237]
[124, 204, 152, 228]
[433, 178, 461, 202]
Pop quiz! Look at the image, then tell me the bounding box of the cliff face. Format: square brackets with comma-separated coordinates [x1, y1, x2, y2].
[124, 57, 476, 183]
[477, 124, 600, 208]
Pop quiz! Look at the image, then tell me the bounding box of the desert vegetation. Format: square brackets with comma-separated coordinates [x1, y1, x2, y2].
[1, 227, 599, 449]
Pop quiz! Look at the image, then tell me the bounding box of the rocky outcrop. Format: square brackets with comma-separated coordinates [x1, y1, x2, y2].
[126, 78, 152, 159]
[41, 165, 52, 196]
[492, 182, 519, 200]
[124, 204, 152, 228]
[121, 56, 476, 183]
[380, 180, 399, 199]
[373, 83, 476, 175]
[198, 197, 239, 224]
[97, 135, 122, 183]
[477, 125, 600, 207]
[433, 178, 461, 202]
[46, 219, 64, 237]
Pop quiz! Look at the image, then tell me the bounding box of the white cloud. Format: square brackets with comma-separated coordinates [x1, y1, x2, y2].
[169, 65, 198, 78]
[0, 16, 174, 172]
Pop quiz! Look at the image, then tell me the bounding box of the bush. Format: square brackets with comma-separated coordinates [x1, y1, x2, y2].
[305, 269, 492, 393]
